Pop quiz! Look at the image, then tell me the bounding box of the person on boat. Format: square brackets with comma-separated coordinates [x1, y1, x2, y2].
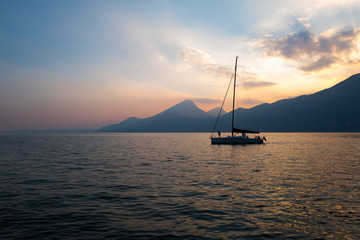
[218, 130, 221, 138]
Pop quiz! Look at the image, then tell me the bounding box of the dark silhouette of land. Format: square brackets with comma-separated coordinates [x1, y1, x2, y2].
[99, 73, 360, 132]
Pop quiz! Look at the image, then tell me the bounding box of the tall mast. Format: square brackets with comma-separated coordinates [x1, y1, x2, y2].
[232, 56, 238, 137]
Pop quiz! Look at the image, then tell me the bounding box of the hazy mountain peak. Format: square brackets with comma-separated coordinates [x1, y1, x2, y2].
[176, 99, 197, 107]
[157, 99, 209, 119]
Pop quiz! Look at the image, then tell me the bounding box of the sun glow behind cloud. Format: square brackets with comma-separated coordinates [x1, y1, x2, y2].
[0, 0, 360, 130]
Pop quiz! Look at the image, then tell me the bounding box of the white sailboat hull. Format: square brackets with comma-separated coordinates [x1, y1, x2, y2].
[211, 136, 264, 145]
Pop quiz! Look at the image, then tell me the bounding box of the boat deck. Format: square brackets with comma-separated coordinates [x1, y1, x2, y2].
[211, 136, 264, 145]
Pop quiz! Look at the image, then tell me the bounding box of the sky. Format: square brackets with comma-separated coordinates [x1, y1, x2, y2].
[1, 0, 360, 130]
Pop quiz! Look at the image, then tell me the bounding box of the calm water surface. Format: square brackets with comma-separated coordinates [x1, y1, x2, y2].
[0, 133, 359, 239]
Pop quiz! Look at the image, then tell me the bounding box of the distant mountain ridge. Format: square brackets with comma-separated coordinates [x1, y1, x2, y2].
[99, 73, 360, 132]
[100, 100, 215, 132]
[207, 107, 227, 117]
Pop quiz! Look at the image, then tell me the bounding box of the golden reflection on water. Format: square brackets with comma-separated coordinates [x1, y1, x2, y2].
[192, 133, 360, 239]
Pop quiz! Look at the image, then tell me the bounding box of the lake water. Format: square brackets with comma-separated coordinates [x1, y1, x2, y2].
[0, 132, 359, 239]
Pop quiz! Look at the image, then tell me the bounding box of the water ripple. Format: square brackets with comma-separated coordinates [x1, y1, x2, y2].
[0, 132, 359, 239]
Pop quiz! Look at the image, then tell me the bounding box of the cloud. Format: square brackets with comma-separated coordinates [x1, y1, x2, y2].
[239, 70, 277, 89]
[262, 27, 360, 72]
[267, 30, 315, 58]
[180, 48, 233, 78]
[299, 55, 337, 72]
[181, 48, 277, 89]
[244, 81, 277, 89]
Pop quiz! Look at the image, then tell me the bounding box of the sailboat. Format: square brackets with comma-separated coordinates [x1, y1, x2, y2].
[210, 56, 266, 144]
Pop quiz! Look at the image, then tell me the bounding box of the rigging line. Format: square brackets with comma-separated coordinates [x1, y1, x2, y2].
[211, 69, 235, 137]
[240, 71, 260, 131]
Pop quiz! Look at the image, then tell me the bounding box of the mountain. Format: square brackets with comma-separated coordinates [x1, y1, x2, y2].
[99, 73, 360, 132]
[153, 100, 209, 119]
[207, 107, 227, 117]
[226, 73, 360, 132]
[99, 100, 214, 132]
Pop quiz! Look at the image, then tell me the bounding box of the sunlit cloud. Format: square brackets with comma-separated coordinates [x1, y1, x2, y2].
[262, 27, 360, 72]
[181, 47, 277, 89]
[244, 81, 277, 89]
[180, 47, 232, 79]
